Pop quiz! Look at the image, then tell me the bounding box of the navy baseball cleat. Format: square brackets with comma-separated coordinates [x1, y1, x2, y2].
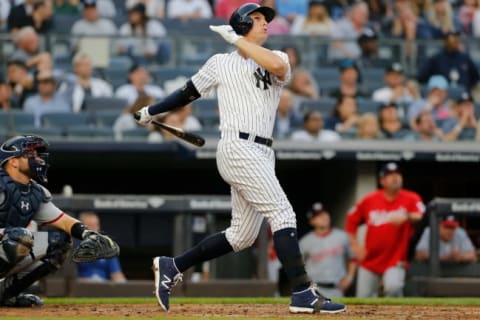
[152, 256, 183, 312]
[289, 285, 346, 314]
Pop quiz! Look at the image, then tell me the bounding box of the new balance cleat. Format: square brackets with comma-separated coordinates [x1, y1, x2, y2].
[289, 286, 346, 314]
[152, 256, 183, 312]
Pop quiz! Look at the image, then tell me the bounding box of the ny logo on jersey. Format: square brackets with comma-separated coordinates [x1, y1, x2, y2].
[254, 68, 272, 90]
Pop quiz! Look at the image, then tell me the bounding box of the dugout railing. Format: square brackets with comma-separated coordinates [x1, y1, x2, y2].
[406, 198, 480, 297]
[44, 193, 276, 297]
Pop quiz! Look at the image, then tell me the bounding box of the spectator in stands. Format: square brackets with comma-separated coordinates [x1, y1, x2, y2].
[23, 69, 72, 127]
[9, 26, 53, 74]
[345, 162, 425, 297]
[166, 0, 213, 20]
[273, 88, 303, 139]
[424, 0, 461, 38]
[53, 0, 81, 14]
[274, 0, 308, 24]
[355, 112, 382, 139]
[328, 1, 370, 61]
[215, 0, 258, 20]
[172, 102, 203, 131]
[290, 0, 334, 36]
[299, 202, 357, 298]
[0, 75, 20, 111]
[58, 51, 113, 113]
[408, 110, 445, 141]
[115, 64, 164, 105]
[324, 95, 360, 137]
[126, 0, 166, 18]
[356, 26, 388, 69]
[287, 67, 320, 108]
[76, 211, 127, 282]
[259, 0, 291, 34]
[6, 59, 37, 108]
[407, 75, 453, 130]
[457, 0, 478, 35]
[389, 1, 432, 58]
[290, 110, 341, 142]
[378, 102, 413, 140]
[327, 59, 368, 99]
[0, 0, 11, 31]
[280, 45, 302, 70]
[70, 0, 117, 52]
[7, 0, 53, 33]
[472, 0, 480, 36]
[442, 91, 477, 141]
[116, 3, 169, 65]
[113, 92, 155, 140]
[417, 31, 480, 93]
[415, 215, 477, 264]
[371, 62, 415, 115]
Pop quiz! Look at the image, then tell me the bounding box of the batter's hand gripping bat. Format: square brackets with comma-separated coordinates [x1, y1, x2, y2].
[134, 112, 205, 147]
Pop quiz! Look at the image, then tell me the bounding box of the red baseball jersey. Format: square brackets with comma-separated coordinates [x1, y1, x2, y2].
[345, 189, 425, 274]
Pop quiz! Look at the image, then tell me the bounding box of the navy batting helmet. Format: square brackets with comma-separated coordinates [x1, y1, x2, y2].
[229, 3, 275, 36]
[0, 135, 50, 184]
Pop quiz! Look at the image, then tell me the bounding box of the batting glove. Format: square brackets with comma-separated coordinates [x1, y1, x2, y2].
[134, 106, 153, 125]
[209, 25, 243, 44]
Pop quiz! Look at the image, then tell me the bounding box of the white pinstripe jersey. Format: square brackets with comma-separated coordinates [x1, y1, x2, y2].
[191, 50, 291, 138]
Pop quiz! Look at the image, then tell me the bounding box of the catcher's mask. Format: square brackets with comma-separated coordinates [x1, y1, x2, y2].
[229, 3, 275, 36]
[0, 134, 50, 184]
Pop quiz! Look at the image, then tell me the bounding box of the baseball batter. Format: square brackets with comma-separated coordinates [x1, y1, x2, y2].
[135, 3, 345, 314]
[0, 135, 119, 307]
[345, 162, 425, 297]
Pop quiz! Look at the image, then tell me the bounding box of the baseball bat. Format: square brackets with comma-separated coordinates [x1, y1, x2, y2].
[134, 112, 205, 147]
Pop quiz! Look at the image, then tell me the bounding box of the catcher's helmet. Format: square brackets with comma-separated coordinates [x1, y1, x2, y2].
[0, 135, 50, 184]
[229, 3, 275, 36]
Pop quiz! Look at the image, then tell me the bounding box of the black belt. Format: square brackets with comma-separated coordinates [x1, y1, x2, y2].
[316, 282, 337, 289]
[239, 131, 273, 147]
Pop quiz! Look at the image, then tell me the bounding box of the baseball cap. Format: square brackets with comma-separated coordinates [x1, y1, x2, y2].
[339, 59, 357, 71]
[441, 215, 459, 228]
[427, 75, 448, 90]
[358, 27, 377, 43]
[82, 0, 96, 7]
[456, 91, 474, 104]
[378, 162, 401, 178]
[306, 202, 327, 219]
[128, 2, 146, 14]
[386, 62, 404, 74]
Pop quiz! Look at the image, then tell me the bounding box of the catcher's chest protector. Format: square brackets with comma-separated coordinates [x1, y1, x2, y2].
[0, 170, 47, 228]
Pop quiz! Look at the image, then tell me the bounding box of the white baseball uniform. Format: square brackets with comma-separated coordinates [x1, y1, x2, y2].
[191, 50, 296, 251]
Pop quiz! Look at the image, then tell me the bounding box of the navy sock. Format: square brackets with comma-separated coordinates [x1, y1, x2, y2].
[174, 232, 233, 273]
[273, 228, 310, 292]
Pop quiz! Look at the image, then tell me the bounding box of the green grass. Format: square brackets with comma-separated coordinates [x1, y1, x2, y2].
[43, 296, 480, 305]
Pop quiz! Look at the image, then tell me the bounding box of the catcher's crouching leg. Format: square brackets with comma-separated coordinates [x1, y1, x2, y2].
[0, 230, 71, 307]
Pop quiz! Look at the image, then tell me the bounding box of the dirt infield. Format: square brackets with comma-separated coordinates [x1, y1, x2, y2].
[2, 303, 480, 319]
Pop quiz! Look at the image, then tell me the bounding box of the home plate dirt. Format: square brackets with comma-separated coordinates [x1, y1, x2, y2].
[2, 303, 480, 319]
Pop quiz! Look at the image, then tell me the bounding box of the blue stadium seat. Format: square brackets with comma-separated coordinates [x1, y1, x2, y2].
[83, 96, 129, 112]
[357, 99, 380, 114]
[192, 98, 219, 128]
[41, 112, 93, 132]
[152, 66, 197, 88]
[299, 98, 336, 115]
[52, 14, 82, 34]
[93, 110, 122, 128]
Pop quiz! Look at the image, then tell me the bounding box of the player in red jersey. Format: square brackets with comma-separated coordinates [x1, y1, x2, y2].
[345, 162, 425, 297]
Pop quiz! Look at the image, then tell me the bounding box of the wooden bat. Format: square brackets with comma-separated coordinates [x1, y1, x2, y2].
[134, 112, 205, 147]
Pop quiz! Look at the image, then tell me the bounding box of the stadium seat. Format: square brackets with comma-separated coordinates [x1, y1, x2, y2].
[52, 14, 82, 34]
[0, 111, 36, 133]
[152, 67, 197, 88]
[299, 98, 336, 115]
[93, 110, 122, 128]
[41, 112, 93, 133]
[357, 99, 380, 114]
[192, 98, 219, 128]
[83, 97, 130, 112]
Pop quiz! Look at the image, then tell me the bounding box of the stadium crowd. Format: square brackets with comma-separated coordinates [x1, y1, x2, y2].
[1, 0, 480, 142]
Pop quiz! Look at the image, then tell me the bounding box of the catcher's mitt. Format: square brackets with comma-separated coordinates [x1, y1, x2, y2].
[72, 231, 120, 263]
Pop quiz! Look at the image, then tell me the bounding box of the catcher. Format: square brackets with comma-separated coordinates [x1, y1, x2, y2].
[0, 134, 120, 307]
